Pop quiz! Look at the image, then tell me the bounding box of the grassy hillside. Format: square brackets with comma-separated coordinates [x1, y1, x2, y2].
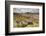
[13, 13, 39, 28]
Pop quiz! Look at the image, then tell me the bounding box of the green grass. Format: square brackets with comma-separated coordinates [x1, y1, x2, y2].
[14, 22, 39, 28]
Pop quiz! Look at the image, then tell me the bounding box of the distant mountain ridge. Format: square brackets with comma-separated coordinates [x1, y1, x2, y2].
[13, 12, 39, 14]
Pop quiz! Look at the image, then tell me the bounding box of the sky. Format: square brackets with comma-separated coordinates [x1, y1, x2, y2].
[13, 8, 39, 13]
